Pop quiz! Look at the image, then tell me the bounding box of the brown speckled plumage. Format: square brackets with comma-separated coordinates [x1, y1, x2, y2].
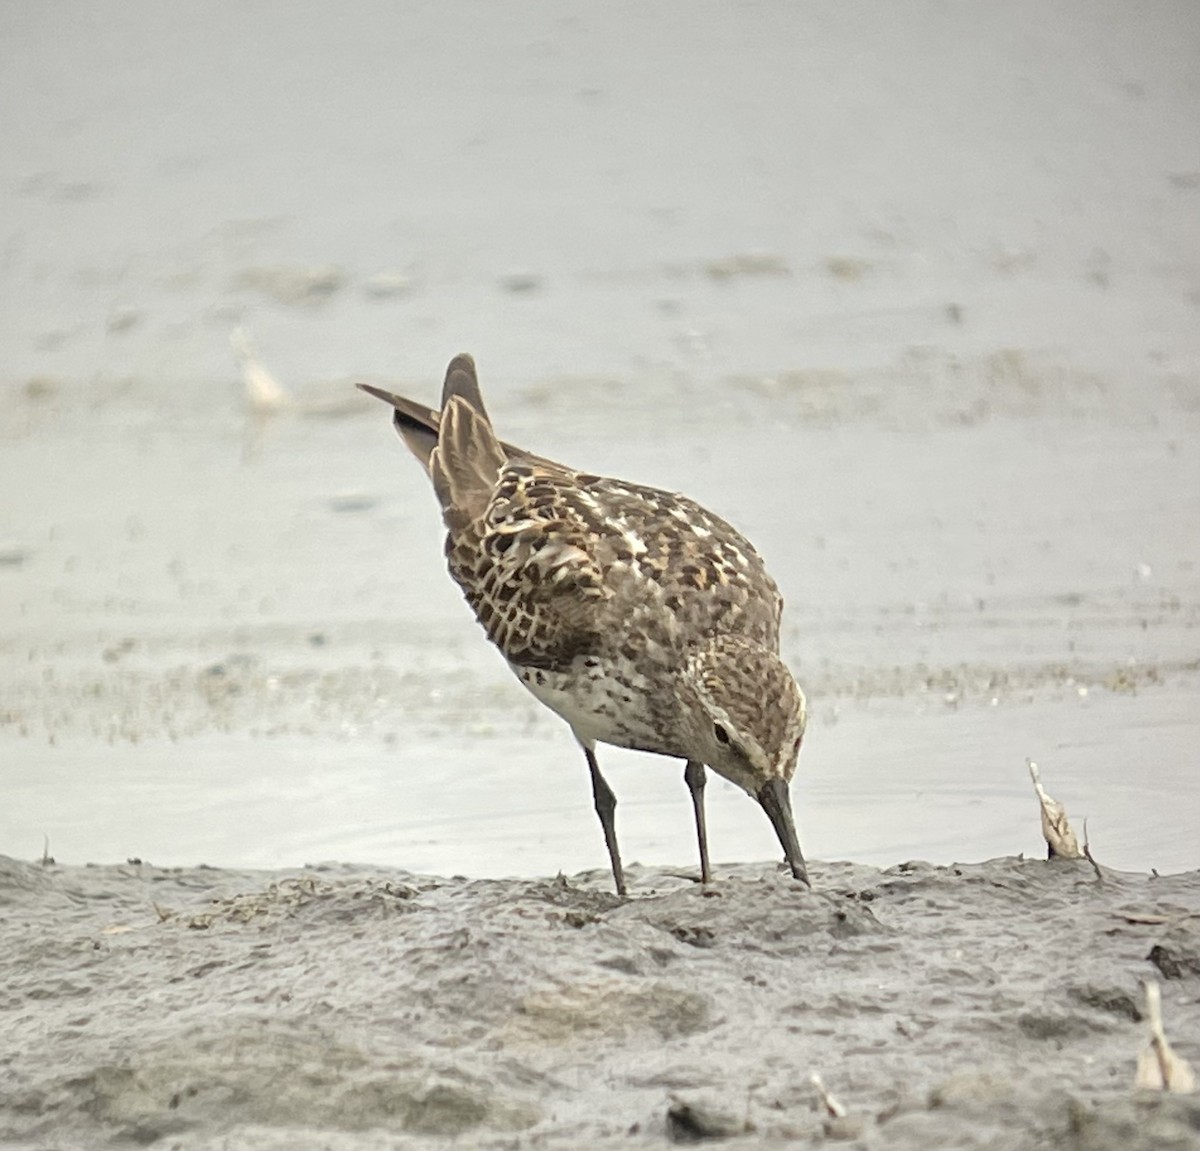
[359, 354, 809, 895]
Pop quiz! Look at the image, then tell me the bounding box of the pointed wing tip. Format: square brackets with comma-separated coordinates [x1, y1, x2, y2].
[444, 354, 478, 386]
[357, 382, 398, 406]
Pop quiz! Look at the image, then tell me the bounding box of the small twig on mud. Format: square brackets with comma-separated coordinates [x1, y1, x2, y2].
[810, 1073, 846, 1119]
[1113, 911, 1200, 926]
[1028, 759, 1083, 859]
[1082, 818, 1104, 883]
[1136, 980, 1196, 1093]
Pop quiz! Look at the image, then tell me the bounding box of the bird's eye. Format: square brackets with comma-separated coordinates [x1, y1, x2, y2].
[713, 723, 730, 745]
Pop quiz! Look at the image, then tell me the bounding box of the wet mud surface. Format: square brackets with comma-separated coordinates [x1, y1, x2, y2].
[2, 855, 1198, 1149]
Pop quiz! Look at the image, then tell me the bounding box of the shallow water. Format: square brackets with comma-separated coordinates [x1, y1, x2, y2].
[2, 391, 1197, 877]
[1, 1, 1198, 880]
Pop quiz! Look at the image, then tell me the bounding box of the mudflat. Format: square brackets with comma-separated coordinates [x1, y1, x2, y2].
[3, 854, 1198, 1148]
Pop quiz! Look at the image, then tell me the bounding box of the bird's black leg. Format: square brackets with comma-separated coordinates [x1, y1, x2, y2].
[683, 759, 712, 885]
[583, 744, 626, 897]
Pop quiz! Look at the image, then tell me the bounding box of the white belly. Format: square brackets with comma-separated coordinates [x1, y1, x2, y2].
[510, 660, 672, 753]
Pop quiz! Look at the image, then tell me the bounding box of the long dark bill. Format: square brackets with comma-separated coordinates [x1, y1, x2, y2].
[757, 777, 810, 887]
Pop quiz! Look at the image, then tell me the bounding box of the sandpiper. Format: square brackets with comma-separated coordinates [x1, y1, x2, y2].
[359, 355, 809, 895]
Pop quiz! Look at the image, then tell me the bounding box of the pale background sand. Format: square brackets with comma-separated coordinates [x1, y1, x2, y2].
[1, 2, 1197, 879]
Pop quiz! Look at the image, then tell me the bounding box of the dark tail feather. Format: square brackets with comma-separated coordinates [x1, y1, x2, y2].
[359, 355, 534, 478]
[356, 384, 440, 473]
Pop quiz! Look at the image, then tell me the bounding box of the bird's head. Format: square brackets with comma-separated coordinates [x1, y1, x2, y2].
[680, 636, 809, 884]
